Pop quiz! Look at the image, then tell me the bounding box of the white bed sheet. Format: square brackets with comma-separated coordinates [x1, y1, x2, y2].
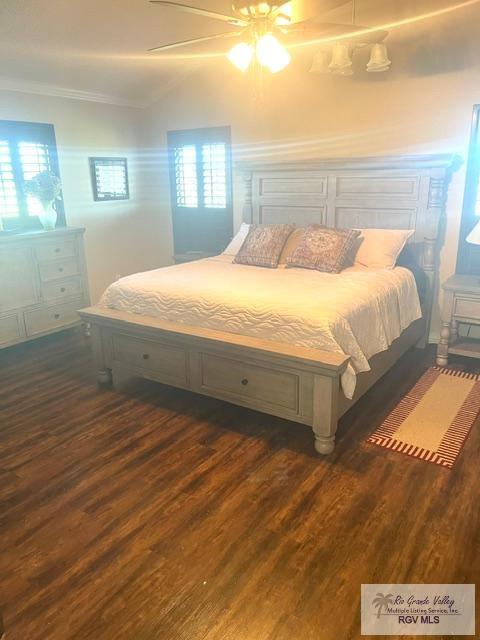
[100, 255, 422, 399]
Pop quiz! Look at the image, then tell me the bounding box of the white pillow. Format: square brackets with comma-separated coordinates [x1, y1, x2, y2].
[222, 223, 250, 256]
[354, 228, 414, 269]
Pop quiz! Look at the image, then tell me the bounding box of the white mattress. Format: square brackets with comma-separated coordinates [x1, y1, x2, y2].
[100, 255, 422, 399]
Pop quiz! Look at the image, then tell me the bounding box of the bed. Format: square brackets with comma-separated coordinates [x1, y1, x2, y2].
[79, 154, 460, 455]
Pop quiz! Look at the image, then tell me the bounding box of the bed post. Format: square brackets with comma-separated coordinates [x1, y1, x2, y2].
[242, 169, 253, 223]
[90, 323, 112, 386]
[421, 156, 461, 347]
[312, 373, 341, 455]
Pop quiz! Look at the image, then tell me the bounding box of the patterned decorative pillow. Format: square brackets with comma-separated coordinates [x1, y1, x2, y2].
[286, 225, 361, 273]
[234, 223, 296, 268]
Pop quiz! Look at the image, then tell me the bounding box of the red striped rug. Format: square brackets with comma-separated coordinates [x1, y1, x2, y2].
[367, 367, 480, 468]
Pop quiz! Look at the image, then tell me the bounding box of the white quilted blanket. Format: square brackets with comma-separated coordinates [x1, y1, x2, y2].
[100, 256, 422, 398]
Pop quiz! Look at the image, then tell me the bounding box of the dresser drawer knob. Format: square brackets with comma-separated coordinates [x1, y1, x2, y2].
[60, 287, 66, 293]
[54, 313, 60, 319]
[55, 248, 60, 253]
[241, 378, 249, 386]
[58, 267, 64, 272]
[142, 353, 150, 360]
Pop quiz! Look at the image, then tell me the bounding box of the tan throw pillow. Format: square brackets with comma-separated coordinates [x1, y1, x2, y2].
[354, 228, 414, 269]
[234, 223, 296, 268]
[286, 225, 361, 273]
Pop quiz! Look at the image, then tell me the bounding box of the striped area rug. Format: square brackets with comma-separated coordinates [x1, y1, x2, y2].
[367, 367, 480, 468]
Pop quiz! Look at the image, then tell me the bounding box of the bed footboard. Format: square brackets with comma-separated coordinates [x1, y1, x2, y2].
[79, 306, 349, 455]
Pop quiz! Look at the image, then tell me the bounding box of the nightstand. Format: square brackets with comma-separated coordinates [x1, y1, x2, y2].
[437, 274, 480, 366]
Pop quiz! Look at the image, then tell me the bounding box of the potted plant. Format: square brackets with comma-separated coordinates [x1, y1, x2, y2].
[24, 170, 62, 230]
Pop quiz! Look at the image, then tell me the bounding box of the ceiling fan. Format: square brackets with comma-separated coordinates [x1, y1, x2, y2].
[148, 1, 390, 74]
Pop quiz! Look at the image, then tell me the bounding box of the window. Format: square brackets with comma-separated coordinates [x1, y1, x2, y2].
[0, 120, 65, 230]
[89, 157, 130, 201]
[457, 105, 480, 275]
[167, 127, 233, 255]
[168, 127, 231, 212]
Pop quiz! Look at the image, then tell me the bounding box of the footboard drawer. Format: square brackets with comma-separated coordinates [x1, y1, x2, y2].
[198, 352, 299, 413]
[112, 333, 188, 385]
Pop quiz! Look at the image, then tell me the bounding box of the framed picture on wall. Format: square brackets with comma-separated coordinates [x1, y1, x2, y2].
[89, 157, 130, 201]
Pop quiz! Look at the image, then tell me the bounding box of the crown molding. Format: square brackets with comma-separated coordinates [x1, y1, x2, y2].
[0, 76, 144, 109]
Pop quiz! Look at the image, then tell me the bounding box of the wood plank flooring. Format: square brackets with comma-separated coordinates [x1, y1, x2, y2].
[0, 329, 479, 640]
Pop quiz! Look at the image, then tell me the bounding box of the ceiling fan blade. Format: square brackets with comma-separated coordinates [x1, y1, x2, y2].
[285, 20, 388, 45]
[148, 31, 242, 52]
[149, 1, 247, 26]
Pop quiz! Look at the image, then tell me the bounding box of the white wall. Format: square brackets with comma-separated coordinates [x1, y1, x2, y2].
[0, 90, 163, 302]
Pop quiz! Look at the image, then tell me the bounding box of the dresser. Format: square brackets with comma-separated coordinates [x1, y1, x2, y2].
[437, 274, 480, 366]
[0, 227, 90, 349]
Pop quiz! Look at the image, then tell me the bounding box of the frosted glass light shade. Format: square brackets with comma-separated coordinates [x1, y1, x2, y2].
[466, 219, 480, 245]
[329, 43, 352, 71]
[367, 43, 391, 72]
[256, 34, 291, 72]
[227, 42, 254, 71]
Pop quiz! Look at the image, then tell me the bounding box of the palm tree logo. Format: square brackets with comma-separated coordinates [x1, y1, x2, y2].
[372, 593, 394, 618]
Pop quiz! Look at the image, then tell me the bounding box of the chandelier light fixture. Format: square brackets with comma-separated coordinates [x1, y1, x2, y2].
[309, 0, 391, 76]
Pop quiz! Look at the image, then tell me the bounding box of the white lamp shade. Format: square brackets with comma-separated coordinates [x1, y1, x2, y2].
[466, 219, 480, 245]
[329, 43, 352, 70]
[227, 42, 254, 72]
[367, 43, 391, 72]
[256, 34, 291, 73]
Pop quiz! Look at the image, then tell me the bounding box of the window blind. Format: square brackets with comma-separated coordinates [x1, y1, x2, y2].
[169, 128, 231, 210]
[0, 141, 19, 218]
[19, 141, 51, 216]
[174, 145, 198, 207]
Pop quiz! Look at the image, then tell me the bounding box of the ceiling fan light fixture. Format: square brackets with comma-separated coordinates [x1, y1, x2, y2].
[366, 43, 391, 72]
[329, 42, 352, 71]
[256, 33, 291, 72]
[227, 42, 254, 71]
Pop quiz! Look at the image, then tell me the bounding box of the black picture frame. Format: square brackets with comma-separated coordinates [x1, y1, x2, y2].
[89, 157, 130, 202]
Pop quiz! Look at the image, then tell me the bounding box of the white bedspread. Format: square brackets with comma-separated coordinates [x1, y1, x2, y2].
[100, 256, 422, 399]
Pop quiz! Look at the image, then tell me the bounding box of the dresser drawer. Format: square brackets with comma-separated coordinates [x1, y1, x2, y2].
[35, 240, 76, 262]
[453, 296, 480, 322]
[42, 277, 83, 302]
[112, 334, 188, 385]
[39, 257, 80, 282]
[24, 300, 82, 336]
[199, 353, 299, 413]
[0, 313, 26, 346]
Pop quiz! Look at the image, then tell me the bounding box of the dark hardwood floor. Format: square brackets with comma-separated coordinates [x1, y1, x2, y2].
[0, 330, 479, 640]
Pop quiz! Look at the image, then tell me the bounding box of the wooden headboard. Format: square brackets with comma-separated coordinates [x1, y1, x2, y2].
[239, 153, 461, 340]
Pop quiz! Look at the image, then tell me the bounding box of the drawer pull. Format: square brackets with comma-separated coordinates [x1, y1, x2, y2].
[58, 267, 64, 273]
[60, 287, 66, 293]
[142, 353, 150, 360]
[241, 378, 249, 386]
[54, 313, 60, 319]
[55, 248, 60, 253]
